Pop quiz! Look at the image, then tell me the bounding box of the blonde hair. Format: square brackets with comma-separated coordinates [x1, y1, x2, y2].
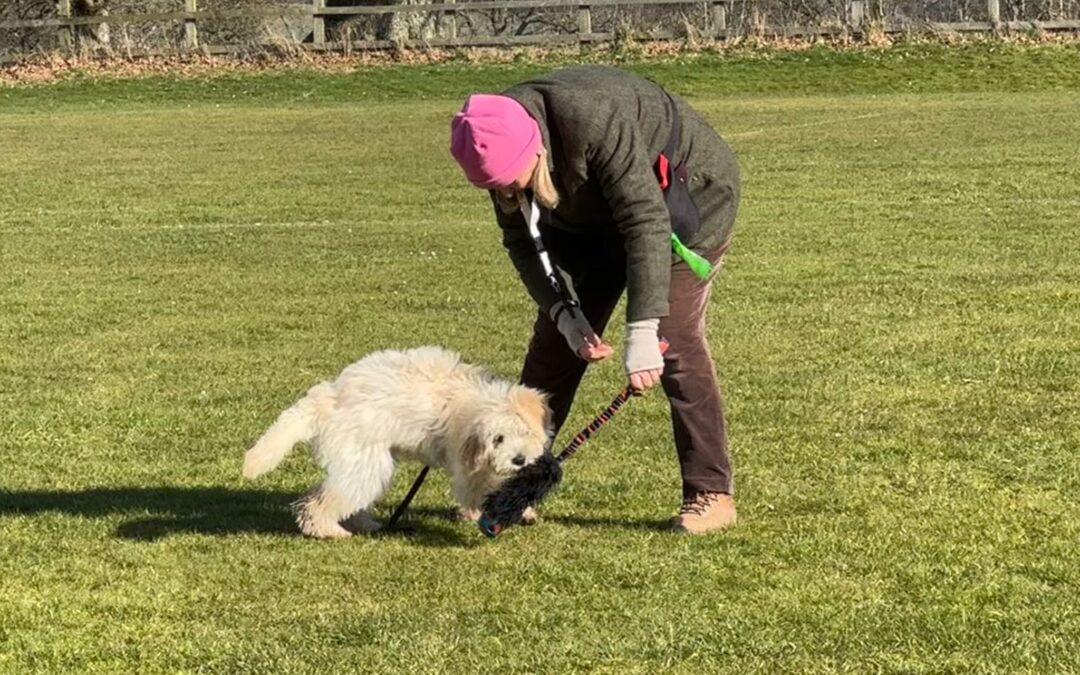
[531, 148, 560, 210]
[495, 148, 560, 214]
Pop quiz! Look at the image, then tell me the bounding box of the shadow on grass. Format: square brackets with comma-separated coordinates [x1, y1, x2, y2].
[392, 506, 674, 534]
[544, 513, 673, 532]
[0, 488, 475, 547]
[371, 507, 481, 548]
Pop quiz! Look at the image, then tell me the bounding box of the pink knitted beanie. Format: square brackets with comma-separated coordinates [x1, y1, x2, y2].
[450, 94, 542, 189]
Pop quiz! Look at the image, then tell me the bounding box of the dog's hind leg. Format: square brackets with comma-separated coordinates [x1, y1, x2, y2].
[294, 443, 396, 539]
[294, 485, 354, 539]
[316, 442, 397, 535]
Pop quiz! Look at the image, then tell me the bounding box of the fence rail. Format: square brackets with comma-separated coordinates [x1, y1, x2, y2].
[2, 0, 1079, 58]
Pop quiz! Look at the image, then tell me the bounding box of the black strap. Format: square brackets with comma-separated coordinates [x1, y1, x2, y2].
[385, 466, 430, 530]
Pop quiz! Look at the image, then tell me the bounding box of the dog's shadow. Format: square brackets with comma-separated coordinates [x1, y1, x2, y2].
[0, 487, 475, 548]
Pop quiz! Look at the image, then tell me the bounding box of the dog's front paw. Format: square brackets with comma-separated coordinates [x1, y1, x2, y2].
[454, 507, 482, 523]
[520, 506, 539, 526]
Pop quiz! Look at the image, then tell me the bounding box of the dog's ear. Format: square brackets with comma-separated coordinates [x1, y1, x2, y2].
[461, 432, 485, 469]
[511, 387, 551, 435]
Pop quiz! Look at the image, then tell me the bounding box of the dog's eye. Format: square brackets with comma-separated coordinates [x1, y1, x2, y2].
[493, 434, 505, 447]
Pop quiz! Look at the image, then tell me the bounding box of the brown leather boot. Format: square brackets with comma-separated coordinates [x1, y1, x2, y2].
[672, 492, 737, 534]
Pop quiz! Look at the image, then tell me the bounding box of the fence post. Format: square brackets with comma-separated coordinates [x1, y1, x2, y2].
[184, 0, 199, 49]
[850, 0, 865, 26]
[56, 0, 73, 51]
[987, 0, 1001, 31]
[711, 0, 727, 37]
[312, 0, 326, 46]
[577, 4, 592, 42]
[447, 0, 457, 40]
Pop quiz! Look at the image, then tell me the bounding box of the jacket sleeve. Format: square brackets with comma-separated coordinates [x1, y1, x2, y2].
[491, 191, 568, 316]
[587, 117, 672, 321]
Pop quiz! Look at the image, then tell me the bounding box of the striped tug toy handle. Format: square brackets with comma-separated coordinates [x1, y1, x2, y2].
[556, 388, 634, 464]
[561, 336, 669, 462]
[557, 339, 665, 466]
[559, 337, 670, 465]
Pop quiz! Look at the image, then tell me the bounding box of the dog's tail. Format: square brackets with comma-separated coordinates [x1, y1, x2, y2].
[243, 384, 332, 479]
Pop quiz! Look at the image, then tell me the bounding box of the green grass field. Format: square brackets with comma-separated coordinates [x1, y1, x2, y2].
[2, 44, 1080, 673]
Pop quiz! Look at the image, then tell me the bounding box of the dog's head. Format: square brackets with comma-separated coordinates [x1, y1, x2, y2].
[462, 384, 551, 479]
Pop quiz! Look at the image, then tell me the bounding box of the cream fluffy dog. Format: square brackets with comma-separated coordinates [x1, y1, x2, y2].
[243, 347, 550, 538]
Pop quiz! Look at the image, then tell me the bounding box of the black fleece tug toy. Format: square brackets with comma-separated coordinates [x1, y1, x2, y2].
[477, 453, 564, 537]
[478, 340, 670, 538]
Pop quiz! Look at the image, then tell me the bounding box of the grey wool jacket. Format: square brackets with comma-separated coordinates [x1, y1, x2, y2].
[492, 65, 741, 322]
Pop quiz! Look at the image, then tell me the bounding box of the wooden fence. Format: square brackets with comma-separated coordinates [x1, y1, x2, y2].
[2, 0, 1079, 56]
